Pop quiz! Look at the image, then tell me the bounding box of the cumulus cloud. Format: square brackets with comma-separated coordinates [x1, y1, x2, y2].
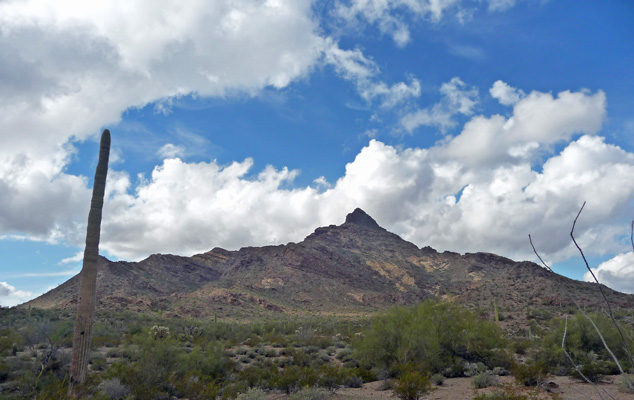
[86, 83, 634, 287]
[0, 281, 33, 307]
[400, 77, 478, 133]
[323, 40, 421, 108]
[0, 0, 416, 244]
[1, 2, 633, 295]
[490, 80, 525, 105]
[157, 144, 186, 159]
[334, 0, 462, 46]
[334, 0, 519, 47]
[585, 253, 634, 294]
[444, 87, 607, 166]
[97, 126, 634, 275]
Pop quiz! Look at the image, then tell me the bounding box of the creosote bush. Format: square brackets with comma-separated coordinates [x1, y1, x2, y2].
[472, 372, 499, 389]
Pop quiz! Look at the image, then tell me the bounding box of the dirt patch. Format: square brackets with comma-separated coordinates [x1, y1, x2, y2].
[266, 376, 632, 399]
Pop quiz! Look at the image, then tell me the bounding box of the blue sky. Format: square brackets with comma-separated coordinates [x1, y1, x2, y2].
[1, 0, 634, 306]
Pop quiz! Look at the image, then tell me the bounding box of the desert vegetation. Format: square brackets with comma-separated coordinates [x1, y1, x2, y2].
[2, 299, 634, 399]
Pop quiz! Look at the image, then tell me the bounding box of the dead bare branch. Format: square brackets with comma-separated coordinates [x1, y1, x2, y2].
[570, 203, 634, 377]
[561, 316, 606, 400]
[529, 229, 634, 392]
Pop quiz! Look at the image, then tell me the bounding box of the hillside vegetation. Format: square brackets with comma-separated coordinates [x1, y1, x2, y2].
[2, 300, 634, 399]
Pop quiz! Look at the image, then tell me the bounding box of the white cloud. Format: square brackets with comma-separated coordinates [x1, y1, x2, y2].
[334, 0, 462, 46]
[444, 87, 607, 166]
[508, 89, 606, 144]
[488, 0, 516, 12]
[1, 1, 632, 294]
[0, 0, 416, 243]
[0, 281, 33, 307]
[400, 77, 478, 133]
[60, 251, 83, 264]
[334, 0, 520, 47]
[490, 80, 525, 106]
[157, 143, 186, 159]
[323, 40, 377, 81]
[360, 78, 421, 108]
[323, 40, 421, 108]
[0, 3, 417, 243]
[585, 253, 634, 294]
[85, 83, 634, 286]
[0, 0, 324, 161]
[8, 269, 79, 278]
[447, 43, 486, 60]
[96, 131, 634, 270]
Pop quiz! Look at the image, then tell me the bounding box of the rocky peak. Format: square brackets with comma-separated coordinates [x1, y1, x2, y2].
[344, 208, 382, 230]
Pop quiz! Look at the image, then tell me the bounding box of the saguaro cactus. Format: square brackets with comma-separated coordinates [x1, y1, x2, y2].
[69, 129, 110, 390]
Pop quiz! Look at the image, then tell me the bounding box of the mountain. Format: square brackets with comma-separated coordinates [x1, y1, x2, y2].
[21, 209, 634, 329]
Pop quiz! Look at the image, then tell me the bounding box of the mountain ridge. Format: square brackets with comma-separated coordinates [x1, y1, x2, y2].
[21, 209, 634, 330]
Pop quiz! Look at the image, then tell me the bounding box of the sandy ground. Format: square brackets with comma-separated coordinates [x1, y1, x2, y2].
[268, 376, 633, 400]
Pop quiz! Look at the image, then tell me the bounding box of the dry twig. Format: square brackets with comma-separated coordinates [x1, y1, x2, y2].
[570, 203, 634, 386]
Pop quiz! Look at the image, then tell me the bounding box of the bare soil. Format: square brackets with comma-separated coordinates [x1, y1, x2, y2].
[267, 376, 632, 400]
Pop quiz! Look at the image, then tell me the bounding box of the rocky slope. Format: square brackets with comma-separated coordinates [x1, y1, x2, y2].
[21, 209, 634, 328]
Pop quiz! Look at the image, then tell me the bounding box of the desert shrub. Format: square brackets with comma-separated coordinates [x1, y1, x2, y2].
[289, 386, 331, 400]
[237, 362, 278, 389]
[264, 348, 277, 357]
[350, 366, 377, 383]
[103, 337, 182, 399]
[430, 373, 444, 386]
[0, 360, 9, 382]
[544, 312, 634, 363]
[393, 371, 431, 400]
[335, 347, 352, 361]
[237, 387, 268, 399]
[464, 362, 488, 377]
[179, 342, 234, 380]
[273, 365, 302, 394]
[570, 354, 616, 383]
[315, 364, 346, 390]
[354, 301, 504, 374]
[345, 374, 364, 388]
[491, 367, 510, 376]
[510, 361, 547, 386]
[98, 378, 131, 400]
[472, 373, 499, 389]
[511, 339, 530, 355]
[472, 385, 530, 400]
[482, 348, 514, 370]
[618, 374, 634, 394]
[172, 374, 220, 399]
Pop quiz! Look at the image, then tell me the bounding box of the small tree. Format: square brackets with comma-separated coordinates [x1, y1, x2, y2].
[69, 129, 110, 392]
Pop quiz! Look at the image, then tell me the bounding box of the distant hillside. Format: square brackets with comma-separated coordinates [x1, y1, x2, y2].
[21, 208, 634, 330]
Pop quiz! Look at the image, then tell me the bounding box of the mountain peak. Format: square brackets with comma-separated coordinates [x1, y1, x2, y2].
[344, 208, 382, 230]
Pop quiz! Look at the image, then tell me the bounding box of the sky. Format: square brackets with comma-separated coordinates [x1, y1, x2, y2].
[1, 0, 634, 307]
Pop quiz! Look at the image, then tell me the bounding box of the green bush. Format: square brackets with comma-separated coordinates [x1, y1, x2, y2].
[98, 378, 131, 400]
[236, 387, 268, 399]
[354, 301, 504, 374]
[510, 361, 547, 386]
[472, 373, 499, 389]
[617, 374, 634, 394]
[472, 385, 530, 400]
[393, 371, 430, 400]
[289, 386, 331, 400]
[430, 373, 444, 386]
[570, 357, 615, 383]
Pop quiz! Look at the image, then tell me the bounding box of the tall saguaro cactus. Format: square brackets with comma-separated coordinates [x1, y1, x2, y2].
[70, 129, 110, 390]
